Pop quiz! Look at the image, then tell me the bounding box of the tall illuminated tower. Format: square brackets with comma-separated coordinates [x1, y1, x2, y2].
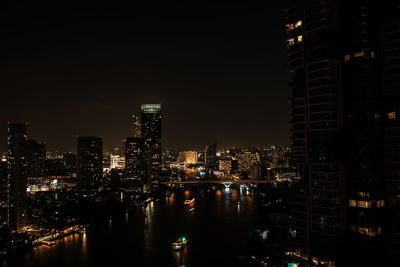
[141, 104, 162, 190]
[7, 122, 28, 232]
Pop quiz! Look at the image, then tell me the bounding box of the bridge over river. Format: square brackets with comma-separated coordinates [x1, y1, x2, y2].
[159, 179, 271, 188]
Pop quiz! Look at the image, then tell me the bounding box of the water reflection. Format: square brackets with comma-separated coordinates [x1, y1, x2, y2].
[169, 193, 175, 205]
[184, 190, 190, 198]
[144, 203, 153, 249]
[11, 187, 259, 267]
[172, 248, 188, 267]
[215, 189, 222, 200]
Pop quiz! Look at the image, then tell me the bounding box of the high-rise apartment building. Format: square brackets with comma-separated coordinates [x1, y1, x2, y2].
[0, 161, 7, 226]
[141, 104, 162, 189]
[204, 142, 217, 170]
[26, 139, 46, 179]
[125, 137, 143, 180]
[77, 136, 103, 188]
[7, 123, 28, 232]
[382, 2, 400, 266]
[286, 0, 399, 265]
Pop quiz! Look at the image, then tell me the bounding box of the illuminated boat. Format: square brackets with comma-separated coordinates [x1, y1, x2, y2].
[184, 198, 195, 205]
[172, 237, 187, 250]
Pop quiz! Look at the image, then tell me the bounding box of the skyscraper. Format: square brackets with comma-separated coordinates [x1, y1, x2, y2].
[26, 139, 46, 179]
[77, 136, 103, 189]
[0, 161, 7, 226]
[286, 0, 397, 265]
[382, 2, 400, 265]
[132, 114, 141, 138]
[141, 104, 162, 190]
[204, 142, 217, 170]
[125, 137, 143, 180]
[7, 123, 28, 232]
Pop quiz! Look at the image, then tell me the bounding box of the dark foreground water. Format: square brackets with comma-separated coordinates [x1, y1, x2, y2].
[6, 187, 262, 267]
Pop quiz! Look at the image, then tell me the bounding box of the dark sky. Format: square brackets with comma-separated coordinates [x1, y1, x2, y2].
[1, 0, 290, 152]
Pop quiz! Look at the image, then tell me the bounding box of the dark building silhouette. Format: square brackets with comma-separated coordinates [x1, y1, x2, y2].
[0, 161, 8, 226]
[26, 139, 46, 179]
[383, 2, 400, 266]
[141, 104, 162, 190]
[63, 152, 76, 174]
[77, 136, 103, 189]
[204, 142, 217, 170]
[7, 123, 28, 232]
[286, 0, 399, 266]
[125, 137, 143, 180]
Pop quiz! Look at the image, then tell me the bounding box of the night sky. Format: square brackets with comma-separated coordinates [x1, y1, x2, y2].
[2, 1, 290, 152]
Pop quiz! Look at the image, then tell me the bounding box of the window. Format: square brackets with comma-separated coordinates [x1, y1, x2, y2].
[358, 227, 377, 236]
[349, 200, 357, 207]
[295, 20, 302, 28]
[371, 51, 375, 58]
[388, 111, 396, 119]
[377, 200, 385, 207]
[288, 38, 295, 46]
[374, 113, 381, 120]
[298, 35, 303, 43]
[358, 200, 372, 208]
[344, 54, 351, 61]
[354, 51, 365, 58]
[287, 24, 294, 31]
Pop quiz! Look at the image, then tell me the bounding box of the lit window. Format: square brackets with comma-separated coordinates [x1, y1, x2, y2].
[349, 200, 357, 207]
[298, 35, 303, 43]
[388, 111, 396, 119]
[287, 24, 294, 31]
[377, 200, 385, 207]
[358, 200, 372, 208]
[358, 227, 377, 236]
[288, 38, 295, 46]
[295, 20, 302, 28]
[371, 51, 375, 58]
[344, 54, 351, 61]
[354, 51, 365, 58]
[374, 114, 381, 120]
[358, 192, 370, 198]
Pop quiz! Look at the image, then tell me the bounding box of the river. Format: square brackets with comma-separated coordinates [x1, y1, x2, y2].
[6, 186, 265, 267]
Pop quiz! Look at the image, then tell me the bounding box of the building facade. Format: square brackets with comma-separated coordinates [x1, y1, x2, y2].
[125, 137, 143, 180]
[204, 143, 217, 170]
[141, 104, 162, 189]
[77, 136, 103, 188]
[26, 139, 46, 179]
[286, 0, 399, 265]
[7, 123, 28, 232]
[184, 151, 198, 165]
[382, 2, 400, 265]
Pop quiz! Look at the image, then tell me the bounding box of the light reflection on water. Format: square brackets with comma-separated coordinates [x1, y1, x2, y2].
[9, 186, 257, 267]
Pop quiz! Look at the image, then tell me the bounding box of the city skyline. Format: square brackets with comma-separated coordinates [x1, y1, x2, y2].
[1, 1, 290, 152]
[3, 1, 399, 266]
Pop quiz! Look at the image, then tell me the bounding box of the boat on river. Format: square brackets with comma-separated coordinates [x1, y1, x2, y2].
[172, 237, 187, 250]
[184, 198, 195, 205]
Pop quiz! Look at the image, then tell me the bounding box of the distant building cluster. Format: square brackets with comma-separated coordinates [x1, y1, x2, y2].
[1, 103, 163, 233]
[168, 143, 292, 182]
